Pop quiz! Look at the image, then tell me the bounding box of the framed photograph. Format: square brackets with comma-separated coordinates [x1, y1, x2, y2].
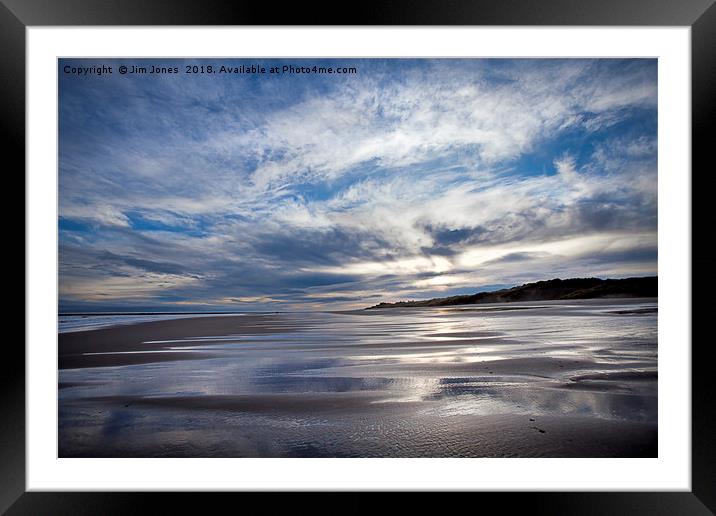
[8, 0, 714, 512]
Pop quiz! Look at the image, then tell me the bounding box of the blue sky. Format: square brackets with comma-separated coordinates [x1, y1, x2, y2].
[58, 58, 657, 312]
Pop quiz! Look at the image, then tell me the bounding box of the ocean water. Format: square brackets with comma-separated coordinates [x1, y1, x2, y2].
[58, 298, 657, 457]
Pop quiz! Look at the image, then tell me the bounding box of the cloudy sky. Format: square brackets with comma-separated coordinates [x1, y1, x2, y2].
[59, 58, 657, 312]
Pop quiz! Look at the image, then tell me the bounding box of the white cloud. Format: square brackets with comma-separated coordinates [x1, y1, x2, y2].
[61, 203, 131, 228]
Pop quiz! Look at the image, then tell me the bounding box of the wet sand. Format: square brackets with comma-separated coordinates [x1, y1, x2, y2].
[59, 299, 657, 457]
[59, 314, 303, 369]
[59, 404, 656, 458]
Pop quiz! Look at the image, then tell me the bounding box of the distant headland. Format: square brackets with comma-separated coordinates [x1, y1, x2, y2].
[366, 276, 657, 309]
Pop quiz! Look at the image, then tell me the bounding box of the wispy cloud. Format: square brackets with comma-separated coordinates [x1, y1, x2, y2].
[59, 58, 657, 311]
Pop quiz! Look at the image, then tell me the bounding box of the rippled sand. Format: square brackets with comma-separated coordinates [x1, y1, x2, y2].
[59, 298, 657, 457]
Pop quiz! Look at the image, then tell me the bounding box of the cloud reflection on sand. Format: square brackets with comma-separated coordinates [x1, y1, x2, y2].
[59, 298, 657, 457]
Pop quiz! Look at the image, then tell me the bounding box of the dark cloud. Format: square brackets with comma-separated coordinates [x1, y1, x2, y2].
[97, 250, 188, 276]
[578, 246, 658, 266]
[428, 225, 486, 246]
[482, 252, 553, 266]
[252, 227, 393, 266]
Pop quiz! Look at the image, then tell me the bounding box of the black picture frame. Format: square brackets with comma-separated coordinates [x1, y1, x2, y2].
[6, 0, 714, 513]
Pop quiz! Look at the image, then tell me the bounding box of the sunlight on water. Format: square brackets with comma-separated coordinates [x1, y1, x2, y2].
[59, 299, 657, 457]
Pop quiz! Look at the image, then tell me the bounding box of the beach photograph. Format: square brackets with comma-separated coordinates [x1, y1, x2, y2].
[58, 58, 657, 458]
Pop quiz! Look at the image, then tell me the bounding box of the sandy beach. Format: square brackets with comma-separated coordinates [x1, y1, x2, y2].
[58, 314, 306, 368]
[59, 298, 657, 457]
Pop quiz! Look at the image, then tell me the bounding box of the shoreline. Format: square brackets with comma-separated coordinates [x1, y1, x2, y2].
[59, 313, 305, 369]
[59, 299, 657, 457]
[59, 298, 657, 369]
